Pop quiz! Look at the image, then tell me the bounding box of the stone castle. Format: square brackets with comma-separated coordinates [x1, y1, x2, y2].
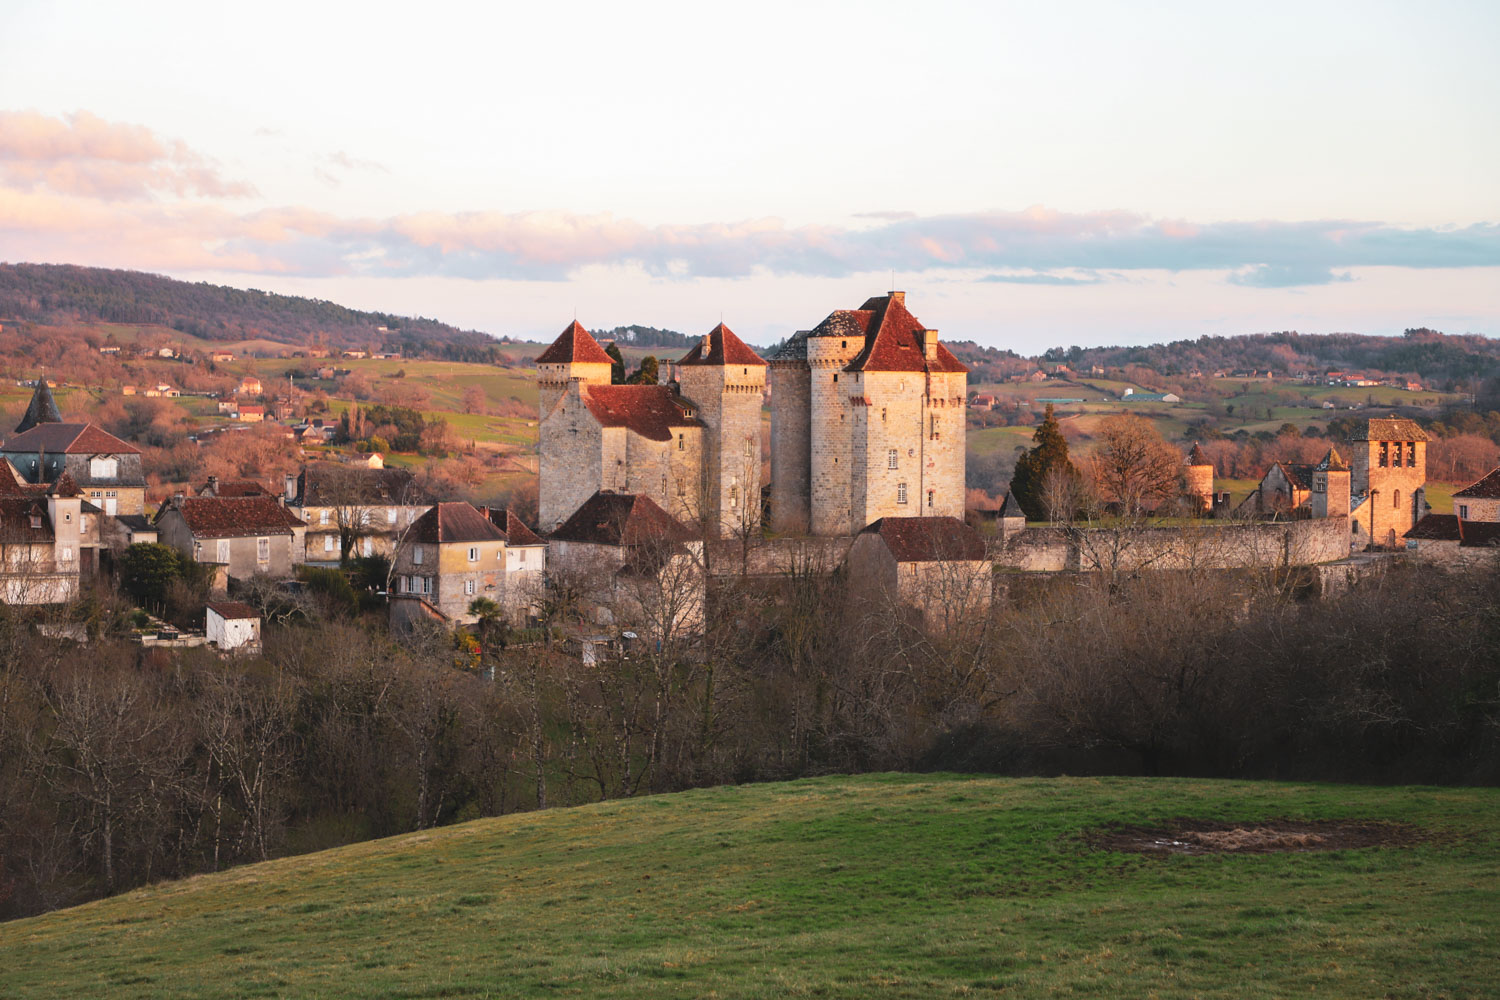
[536, 292, 967, 539]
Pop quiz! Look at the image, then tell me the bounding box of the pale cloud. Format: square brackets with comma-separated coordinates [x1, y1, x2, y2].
[0, 110, 255, 200]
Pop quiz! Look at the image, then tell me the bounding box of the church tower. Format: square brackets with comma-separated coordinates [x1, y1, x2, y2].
[675, 324, 766, 537]
[535, 321, 613, 419]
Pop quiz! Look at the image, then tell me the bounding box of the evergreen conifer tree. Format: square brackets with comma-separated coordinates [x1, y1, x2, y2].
[1009, 403, 1077, 520]
[605, 342, 626, 384]
[627, 356, 659, 385]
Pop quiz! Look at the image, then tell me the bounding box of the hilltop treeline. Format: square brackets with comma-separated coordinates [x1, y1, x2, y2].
[2, 560, 1497, 920]
[1042, 328, 1500, 388]
[0, 264, 499, 362]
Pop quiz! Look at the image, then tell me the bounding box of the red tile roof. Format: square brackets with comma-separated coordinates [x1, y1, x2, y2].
[535, 321, 614, 365]
[842, 294, 967, 375]
[582, 385, 702, 441]
[1406, 514, 1460, 541]
[861, 516, 988, 562]
[676, 324, 765, 367]
[0, 498, 55, 542]
[292, 464, 431, 506]
[2, 422, 140, 455]
[206, 601, 260, 620]
[170, 496, 306, 538]
[1463, 521, 1500, 548]
[1454, 467, 1500, 500]
[409, 502, 507, 544]
[483, 507, 545, 546]
[550, 491, 694, 547]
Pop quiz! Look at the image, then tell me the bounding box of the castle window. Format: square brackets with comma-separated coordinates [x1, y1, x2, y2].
[678, 433, 685, 451]
[927, 490, 934, 508]
[729, 486, 739, 509]
[930, 415, 940, 440]
[257, 537, 270, 563]
[1393, 489, 1400, 510]
[888, 449, 898, 470]
[841, 341, 847, 349]
[678, 479, 686, 497]
[881, 407, 887, 422]
[897, 483, 908, 504]
[1406, 442, 1417, 467]
[468, 546, 479, 562]
[1459, 504, 1469, 519]
[661, 475, 667, 497]
[1379, 442, 1389, 467]
[833, 374, 838, 383]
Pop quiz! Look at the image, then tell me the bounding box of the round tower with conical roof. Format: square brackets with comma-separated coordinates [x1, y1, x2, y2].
[1184, 442, 1214, 515]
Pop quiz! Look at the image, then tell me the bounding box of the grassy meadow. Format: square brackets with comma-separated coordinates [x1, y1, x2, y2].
[2, 773, 1496, 999]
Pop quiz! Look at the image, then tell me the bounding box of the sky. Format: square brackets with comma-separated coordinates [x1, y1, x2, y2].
[0, 0, 1497, 351]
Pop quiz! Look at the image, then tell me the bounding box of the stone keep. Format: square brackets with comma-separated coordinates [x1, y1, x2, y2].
[769, 293, 968, 537]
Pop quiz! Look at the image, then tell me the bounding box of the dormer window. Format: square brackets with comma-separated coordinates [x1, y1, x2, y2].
[29, 514, 41, 529]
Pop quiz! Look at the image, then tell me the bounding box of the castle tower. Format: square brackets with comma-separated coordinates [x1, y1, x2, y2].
[1350, 418, 1427, 548]
[1184, 442, 1214, 515]
[674, 324, 766, 537]
[805, 315, 866, 536]
[535, 321, 613, 419]
[768, 333, 813, 534]
[1311, 447, 1350, 519]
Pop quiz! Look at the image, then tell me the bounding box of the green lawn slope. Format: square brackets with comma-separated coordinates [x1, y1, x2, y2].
[3, 774, 1497, 998]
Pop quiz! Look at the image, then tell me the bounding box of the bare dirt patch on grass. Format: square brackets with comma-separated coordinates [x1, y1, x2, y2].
[1087, 818, 1426, 855]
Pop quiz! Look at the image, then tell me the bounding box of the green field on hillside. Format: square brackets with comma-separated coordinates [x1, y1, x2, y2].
[2, 774, 1496, 999]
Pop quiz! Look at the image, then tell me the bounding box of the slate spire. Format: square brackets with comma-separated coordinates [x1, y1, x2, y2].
[15, 380, 61, 434]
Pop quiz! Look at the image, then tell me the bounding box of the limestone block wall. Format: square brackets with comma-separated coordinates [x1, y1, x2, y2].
[703, 534, 854, 577]
[807, 337, 861, 536]
[850, 370, 927, 530]
[1353, 439, 1426, 545]
[996, 517, 1352, 574]
[1311, 469, 1350, 519]
[769, 362, 811, 534]
[538, 386, 606, 530]
[680, 364, 766, 536]
[923, 371, 967, 521]
[1456, 497, 1500, 522]
[1185, 465, 1214, 513]
[537, 361, 610, 420]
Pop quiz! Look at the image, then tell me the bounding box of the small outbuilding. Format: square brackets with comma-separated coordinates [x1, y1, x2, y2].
[206, 600, 262, 653]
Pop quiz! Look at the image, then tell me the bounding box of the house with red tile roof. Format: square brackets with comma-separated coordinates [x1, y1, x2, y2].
[389, 502, 546, 628]
[769, 292, 967, 536]
[155, 495, 307, 582]
[846, 516, 992, 631]
[1452, 466, 1500, 523]
[2, 394, 148, 516]
[536, 320, 764, 534]
[546, 491, 705, 643]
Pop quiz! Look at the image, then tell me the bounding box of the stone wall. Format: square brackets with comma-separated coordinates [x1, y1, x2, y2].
[807, 336, 860, 536]
[705, 534, 854, 578]
[996, 517, 1352, 573]
[679, 362, 765, 537]
[769, 362, 811, 534]
[1455, 496, 1500, 522]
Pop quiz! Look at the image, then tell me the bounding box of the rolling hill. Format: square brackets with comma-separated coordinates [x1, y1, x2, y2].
[1, 773, 1495, 999]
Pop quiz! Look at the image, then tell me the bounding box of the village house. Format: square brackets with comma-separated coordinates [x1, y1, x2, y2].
[1451, 466, 1500, 523]
[155, 495, 306, 582]
[0, 468, 85, 604]
[547, 490, 705, 642]
[210, 351, 236, 363]
[846, 516, 992, 631]
[388, 503, 546, 629]
[237, 376, 263, 396]
[1404, 514, 1500, 565]
[284, 462, 433, 565]
[235, 404, 265, 423]
[3, 384, 148, 516]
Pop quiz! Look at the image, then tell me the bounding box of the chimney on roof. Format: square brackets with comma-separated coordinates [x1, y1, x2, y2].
[889, 290, 905, 304]
[206, 475, 218, 493]
[701, 332, 712, 353]
[922, 329, 938, 361]
[171, 493, 184, 509]
[284, 473, 298, 503]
